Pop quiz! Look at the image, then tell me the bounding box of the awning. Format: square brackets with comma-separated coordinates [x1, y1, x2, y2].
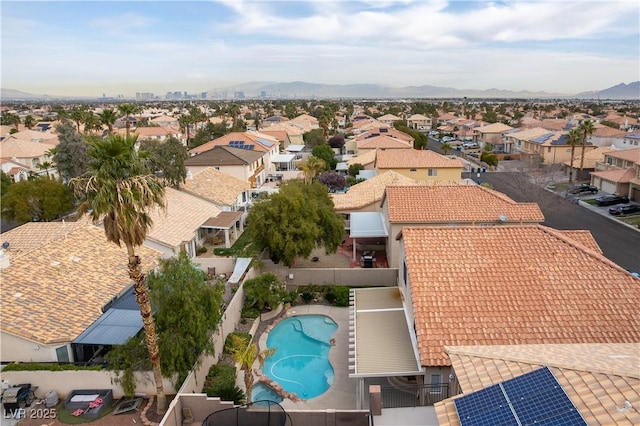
[349, 212, 388, 238]
[271, 154, 296, 163]
[336, 162, 348, 171]
[284, 144, 305, 152]
[349, 287, 422, 377]
[202, 211, 243, 229]
[72, 309, 142, 345]
[228, 257, 252, 284]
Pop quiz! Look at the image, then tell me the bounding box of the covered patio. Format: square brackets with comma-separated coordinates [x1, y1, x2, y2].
[348, 212, 389, 265]
[201, 211, 244, 248]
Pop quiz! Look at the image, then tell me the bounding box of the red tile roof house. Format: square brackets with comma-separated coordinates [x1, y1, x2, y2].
[590, 147, 640, 199]
[348, 225, 640, 414]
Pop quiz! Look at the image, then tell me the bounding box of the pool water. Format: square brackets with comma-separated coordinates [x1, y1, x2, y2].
[261, 315, 338, 400]
[251, 382, 283, 405]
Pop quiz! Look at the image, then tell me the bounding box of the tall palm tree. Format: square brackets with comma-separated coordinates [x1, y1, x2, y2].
[440, 142, 453, 156]
[69, 134, 167, 414]
[23, 115, 36, 129]
[83, 113, 102, 135]
[228, 334, 275, 403]
[118, 103, 139, 137]
[566, 128, 582, 183]
[578, 120, 595, 180]
[99, 109, 118, 134]
[178, 114, 193, 145]
[297, 156, 326, 184]
[36, 161, 53, 178]
[69, 107, 87, 133]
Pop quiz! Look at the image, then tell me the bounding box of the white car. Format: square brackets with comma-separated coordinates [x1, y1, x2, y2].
[463, 141, 479, 149]
[442, 136, 455, 143]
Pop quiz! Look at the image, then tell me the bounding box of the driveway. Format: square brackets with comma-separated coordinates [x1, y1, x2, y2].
[469, 170, 640, 272]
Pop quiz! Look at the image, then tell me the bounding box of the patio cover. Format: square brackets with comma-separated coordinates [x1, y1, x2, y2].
[228, 257, 252, 285]
[284, 144, 305, 152]
[202, 211, 243, 229]
[349, 287, 422, 377]
[271, 154, 296, 163]
[349, 212, 388, 238]
[72, 308, 142, 345]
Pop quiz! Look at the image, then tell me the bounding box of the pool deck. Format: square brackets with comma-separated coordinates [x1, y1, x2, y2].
[256, 304, 357, 411]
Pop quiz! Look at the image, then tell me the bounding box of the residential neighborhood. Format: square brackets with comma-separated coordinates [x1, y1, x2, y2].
[1, 98, 639, 426]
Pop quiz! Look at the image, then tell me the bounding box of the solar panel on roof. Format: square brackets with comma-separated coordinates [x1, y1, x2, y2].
[454, 367, 587, 426]
[257, 138, 274, 147]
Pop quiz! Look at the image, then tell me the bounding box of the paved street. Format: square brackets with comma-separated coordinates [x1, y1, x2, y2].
[468, 170, 640, 272]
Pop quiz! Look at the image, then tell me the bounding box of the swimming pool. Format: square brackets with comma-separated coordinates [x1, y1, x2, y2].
[261, 314, 338, 400]
[251, 382, 283, 405]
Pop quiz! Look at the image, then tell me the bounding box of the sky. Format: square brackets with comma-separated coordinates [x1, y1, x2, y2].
[1, 0, 639, 97]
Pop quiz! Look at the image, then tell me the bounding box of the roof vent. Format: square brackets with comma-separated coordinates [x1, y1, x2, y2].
[498, 214, 508, 223]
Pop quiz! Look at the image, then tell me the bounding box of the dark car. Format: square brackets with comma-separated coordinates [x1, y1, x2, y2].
[568, 183, 598, 194]
[608, 204, 640, 216]
[596, 194, 630, 206]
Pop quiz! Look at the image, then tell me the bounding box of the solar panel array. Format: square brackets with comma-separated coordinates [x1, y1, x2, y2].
[228, 141, 255, 150]
[454, 367, 587, 426]
[257, 137, 275, 147]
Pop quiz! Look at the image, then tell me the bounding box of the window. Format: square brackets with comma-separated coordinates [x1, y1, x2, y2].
[428, 169, 437, 176]
[410, 168, 417, 172]
[430, 374, 442, 393]
[56, 345, 70, 363]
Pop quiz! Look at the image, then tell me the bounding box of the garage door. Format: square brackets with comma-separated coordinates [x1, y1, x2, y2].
[601, 180, 617, 194]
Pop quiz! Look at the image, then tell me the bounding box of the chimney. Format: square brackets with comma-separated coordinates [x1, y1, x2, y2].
[0, 250, 10, 269]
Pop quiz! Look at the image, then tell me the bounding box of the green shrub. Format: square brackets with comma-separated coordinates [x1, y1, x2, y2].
[241, 307, 260, 319]
[281, 289, 299, 304]
[325, 291, 337, 304]
[334, 286, 350, 307]
[301, 292, 315, 303]
[215, 384, 246, 405]
[197, 246, 208, 254]
[1, 363, 103, 372]
[203, 364, 237, 397]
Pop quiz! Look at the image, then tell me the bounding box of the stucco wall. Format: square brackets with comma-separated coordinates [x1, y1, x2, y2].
[260, 263, 398, 287]
[1, 332, 71, 363]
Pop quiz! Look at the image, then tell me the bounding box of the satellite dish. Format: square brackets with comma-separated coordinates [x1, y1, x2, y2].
[498, 214, 508, 223]
[1, 242, 9, 250]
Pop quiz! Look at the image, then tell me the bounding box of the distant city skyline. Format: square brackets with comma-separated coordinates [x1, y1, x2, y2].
[1, 0, 639, 98]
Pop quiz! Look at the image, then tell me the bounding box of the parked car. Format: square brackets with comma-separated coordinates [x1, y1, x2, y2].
[463, 141, 479, 149]
[567, 184, 598, 194]
[595, 194, 630, 206]
[608, 204, 640, 216]
[441, 136, 455, 143]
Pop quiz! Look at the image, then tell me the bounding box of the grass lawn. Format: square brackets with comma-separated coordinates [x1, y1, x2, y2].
[583, 199, 598, 205]
[620, 214, 640, 228]
[213, 230, 255, 257]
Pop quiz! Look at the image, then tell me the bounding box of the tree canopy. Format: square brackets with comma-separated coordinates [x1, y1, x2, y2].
[303, 128, 325, 149]
[318, 171, 346, 192]
[246, 180, 344, 267]
[2, 177, 75, 223]
[148, 251, 224, 384]
[311, 144, 338, 171]
[139, 137, 188, 188]
[53, 121, 91, 181]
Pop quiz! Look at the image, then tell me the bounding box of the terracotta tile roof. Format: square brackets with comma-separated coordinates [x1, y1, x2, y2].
[376, 149, 464, 169]
[146, 187, 221, 248]
[592, 126, 628, 138]
[0, 224, 161, 344]
[435, 343, 640, 426]
[331, 171, 419, 211]
[606, 147, 640, 163]
[185, 145, 263, 167]
[556, 230, 602, 253]
[400, 225, 640, 367]
[181, 167, 250, 207]
[540, 118, 569, 131]
[385, 185, 544, 224]
[0, 220, 90, 255]
[506, 127, 555, 141]
[0, 137, 56, 158]
[590, 168, 636, 183]
[188, 131, 278, 155]
[346, 149, 377, 166]
[354, 127, 413, 142]
[131, 126, 178, 137]
[5, 129, 58, 143]
[474, 123, 513, 133]
[564, 146, 616, 168]
[376, 114, 401, 122]
[356, 135, 412, 150]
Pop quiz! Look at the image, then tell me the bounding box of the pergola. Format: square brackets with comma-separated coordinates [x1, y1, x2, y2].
[201, 211, 244, 248]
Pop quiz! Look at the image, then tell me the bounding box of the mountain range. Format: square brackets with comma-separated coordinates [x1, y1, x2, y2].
[2, 81, 639, 101]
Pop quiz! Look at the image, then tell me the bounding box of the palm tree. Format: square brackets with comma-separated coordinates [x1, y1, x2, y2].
[178, 114, 193, 145]
[118, 103, 139, 137]
[69, 107, 87, 133]
[83, 113, 102, 135]
[440, 142, 453, 155]
[99, 109, 118, 134]
[578, 120, 595, 180]
[566, 128, 582, 183]
[228, 334, 275, 403]
[68, 134, 168, 414]
[23, 115, 36, 129]
[36, 161, 53, 178]
[297, 156, 326, 184]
